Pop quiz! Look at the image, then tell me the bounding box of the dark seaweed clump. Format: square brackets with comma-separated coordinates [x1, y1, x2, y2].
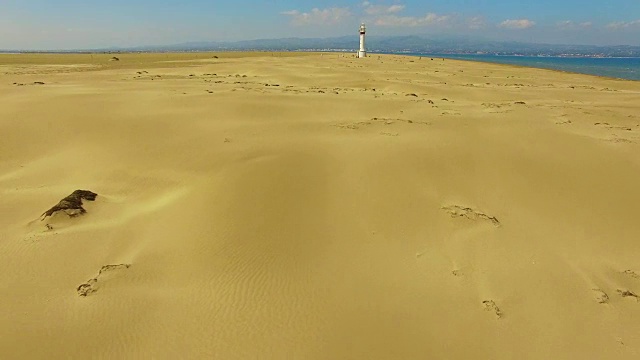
[41, 190, 98, 220]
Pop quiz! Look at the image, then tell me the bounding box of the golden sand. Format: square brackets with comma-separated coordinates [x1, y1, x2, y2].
[1, 52, 639, 359]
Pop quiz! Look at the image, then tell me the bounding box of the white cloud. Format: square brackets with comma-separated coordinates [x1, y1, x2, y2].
[360, 2, 455, 28]
[363, 3, 406, 15]
[557, 20, 593, 30]
[498, 19, 536, 29]
[468, 16, 487, 30]
[374, 13, 453, 27]
[606, 20, 640, 30]
[281, 7, 352, 26]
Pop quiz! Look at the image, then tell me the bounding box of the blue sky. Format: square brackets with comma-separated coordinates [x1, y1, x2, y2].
[1, 0, 639, 49]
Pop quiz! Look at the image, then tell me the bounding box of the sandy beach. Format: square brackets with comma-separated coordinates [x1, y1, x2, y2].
[1, 52, 639, 359]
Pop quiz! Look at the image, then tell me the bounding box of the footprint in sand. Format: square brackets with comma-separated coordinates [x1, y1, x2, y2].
[335, 117, 429, 131]
[606, 137, 635, 144]
[481, 102, 513, 113]
[592, 289, 610, 304]
[595, 122, 632, 131]
[483, 300, 503, 318]
[556, 115, 572, 125]
[77, 264, 131, 297]
[442, 205, 500, 227]
[372, 117, 430, 125]
[335, 121, 371, 130]
[616, 289, 640, 302]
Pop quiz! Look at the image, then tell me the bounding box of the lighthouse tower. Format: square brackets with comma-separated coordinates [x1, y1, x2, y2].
[358, 23, 367, 58]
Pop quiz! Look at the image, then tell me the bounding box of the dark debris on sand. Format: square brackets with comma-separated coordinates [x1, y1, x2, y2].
[41, 190, 98, 220]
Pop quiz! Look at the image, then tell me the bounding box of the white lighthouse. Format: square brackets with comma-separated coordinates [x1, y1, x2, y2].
[358, 23, 367, 58]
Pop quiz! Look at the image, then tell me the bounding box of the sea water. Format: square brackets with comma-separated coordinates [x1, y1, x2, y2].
[408, 54, 640, 81]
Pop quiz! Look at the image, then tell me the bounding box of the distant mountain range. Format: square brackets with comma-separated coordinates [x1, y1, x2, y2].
[4, 35, 640, 57]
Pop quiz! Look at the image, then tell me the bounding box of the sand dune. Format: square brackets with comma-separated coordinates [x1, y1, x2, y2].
[1, 52, 640, 359]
